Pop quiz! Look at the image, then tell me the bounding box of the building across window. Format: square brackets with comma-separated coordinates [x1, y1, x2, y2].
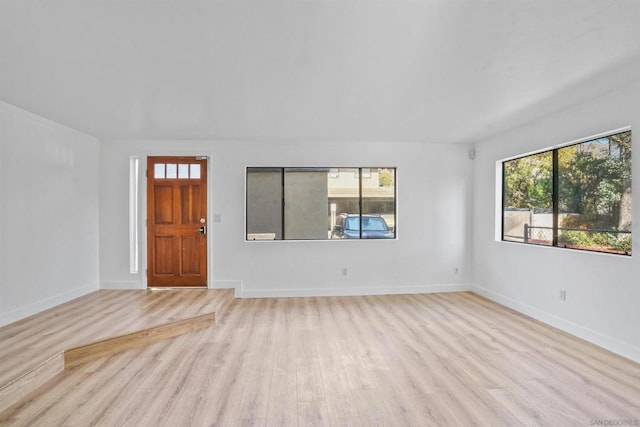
[246, 167, 396, 240]
[502, 130, 632, 255]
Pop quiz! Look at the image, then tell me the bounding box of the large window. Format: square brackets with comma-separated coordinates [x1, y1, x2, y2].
[502, 130, 632, 255]
[246, 167, 396, 240]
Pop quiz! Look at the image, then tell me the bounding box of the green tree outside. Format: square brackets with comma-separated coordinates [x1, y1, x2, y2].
[503, 131, 631, 254]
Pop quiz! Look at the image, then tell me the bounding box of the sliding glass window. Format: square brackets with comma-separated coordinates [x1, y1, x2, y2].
[246, 167, 396, 240]
[502, 130, 632, 255]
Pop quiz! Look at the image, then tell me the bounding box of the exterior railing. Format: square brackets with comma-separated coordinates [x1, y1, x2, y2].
[522, 224, 631, 254]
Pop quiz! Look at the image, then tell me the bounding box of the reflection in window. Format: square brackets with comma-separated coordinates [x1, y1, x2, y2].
[502, 130, 631, 255]
[246, 167, 396, 240]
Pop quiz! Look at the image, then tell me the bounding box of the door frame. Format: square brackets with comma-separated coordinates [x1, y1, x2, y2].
[139, 152, 212, 289]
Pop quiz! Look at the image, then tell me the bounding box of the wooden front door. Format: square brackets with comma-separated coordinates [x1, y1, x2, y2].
[147, 156, 208, 287]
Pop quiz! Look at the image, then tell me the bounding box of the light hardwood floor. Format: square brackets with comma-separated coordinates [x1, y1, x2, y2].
[0, 289, 233, 413]
[1, 291, 639, 426]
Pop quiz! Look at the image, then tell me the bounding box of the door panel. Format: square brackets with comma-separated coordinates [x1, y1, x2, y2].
[154, 185, 174, 224]
[180, 185, 203, 224]
[147, 156, 207, 287]
[153, 235, 176, 275]
[180, 236, 201, 275]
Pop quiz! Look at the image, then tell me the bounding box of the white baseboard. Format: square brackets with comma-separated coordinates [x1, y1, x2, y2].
[237, 283, 472, 299]
[472, 284, 640, 364]
[0, 284, 97, 328]
[209, 280, 242, 295]
[100, 281, 145, 290]
[101, 280, 241, 292]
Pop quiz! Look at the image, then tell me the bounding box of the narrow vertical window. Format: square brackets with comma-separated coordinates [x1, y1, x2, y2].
[129, 156, 139, 273]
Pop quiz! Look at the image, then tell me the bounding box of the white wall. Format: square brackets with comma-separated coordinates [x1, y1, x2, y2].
[0, 101, 100, 327]
[100, 140, 474, 297]
[472, 81, 640, 363]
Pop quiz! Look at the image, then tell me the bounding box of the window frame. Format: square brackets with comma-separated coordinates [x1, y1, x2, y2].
[500, 128, 632, 256]
[245, 166, 397, 242]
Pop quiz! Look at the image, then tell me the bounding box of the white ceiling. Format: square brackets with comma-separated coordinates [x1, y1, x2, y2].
[1, 0, 640, 143]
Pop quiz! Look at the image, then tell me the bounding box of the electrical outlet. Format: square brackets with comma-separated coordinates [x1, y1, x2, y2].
[342, 268, 348, 276]
[454, 267, 459, 274]
[560, 289, 567, 301]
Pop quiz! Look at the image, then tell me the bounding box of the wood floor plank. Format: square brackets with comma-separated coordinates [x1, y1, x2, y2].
[297, 400, 330, 426]
[0, 353, 63, 414]
[0, 289, 232, 387]
[297, 359, 326, 403]
[350, 389, 393, 426]
[324, 392, 359, 420]
[266, 362, 298, 426]
[1, 291, 640, 426]
[318, 356, 352, 397]
[63, 312, 215, 368]
[329, 417, 363, 427]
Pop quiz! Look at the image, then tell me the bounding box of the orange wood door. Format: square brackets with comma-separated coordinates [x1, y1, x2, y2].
[147, 156, 207, 287]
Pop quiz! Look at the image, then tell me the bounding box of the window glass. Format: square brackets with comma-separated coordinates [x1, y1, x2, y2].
[154, 163, 165, 179]
[557, 133, 632, 253]
[502, 130, 631, 255]
[283, 168, 330, 239]
[503, 152, 552, 245]
[345, 216, 360, 231]
[361, 168, 396, 239]
[246, 168, 282, 240]
[166, 163, 177, 179]
[178, 164, 189, 179]
[190, 164, 201, 179]
[329, 168, 360, 239]
[246, 167, 396, 240]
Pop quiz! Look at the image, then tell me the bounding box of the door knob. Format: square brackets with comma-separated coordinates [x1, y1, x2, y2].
[198, 225, 207, 235]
